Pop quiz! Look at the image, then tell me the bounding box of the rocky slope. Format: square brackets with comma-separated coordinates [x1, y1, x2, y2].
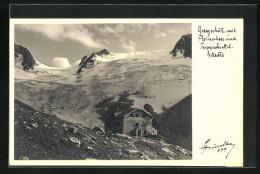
[169, 34, 192, 58]
[15, 99, 191, 160]
[153, 94, 192, 150]
[14, 44, 38, 71]
[77, 49, 110, 74]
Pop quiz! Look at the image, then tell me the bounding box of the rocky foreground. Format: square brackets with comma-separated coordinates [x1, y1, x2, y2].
[15, 99, 191, 160]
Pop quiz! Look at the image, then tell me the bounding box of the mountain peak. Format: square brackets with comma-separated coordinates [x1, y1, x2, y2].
[14, 44, 38, 71]
[97, 49, 110, 56]
[77, 49, 110, 74]
[169, 34, 191, 58]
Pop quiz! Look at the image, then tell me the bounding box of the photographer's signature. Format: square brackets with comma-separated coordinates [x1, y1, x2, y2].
[199, 139, 235, 158]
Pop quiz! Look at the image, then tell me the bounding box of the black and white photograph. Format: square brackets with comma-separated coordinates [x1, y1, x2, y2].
[13, 22, 192, 160]
[6, 4, 256, 168]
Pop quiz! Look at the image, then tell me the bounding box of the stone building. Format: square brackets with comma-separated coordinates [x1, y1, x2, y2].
[104, 108, 158, 137]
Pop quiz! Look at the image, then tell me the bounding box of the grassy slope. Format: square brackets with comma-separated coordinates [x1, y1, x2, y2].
[14, 99, 191, 160]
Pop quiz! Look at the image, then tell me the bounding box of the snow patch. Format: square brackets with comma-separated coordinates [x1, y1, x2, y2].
[111, 95, 119, 102]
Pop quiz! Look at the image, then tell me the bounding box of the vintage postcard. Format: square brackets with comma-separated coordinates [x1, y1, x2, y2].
[9, 18, 243, 166]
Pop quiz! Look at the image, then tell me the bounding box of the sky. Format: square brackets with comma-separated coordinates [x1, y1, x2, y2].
[15, 23, 191, 67]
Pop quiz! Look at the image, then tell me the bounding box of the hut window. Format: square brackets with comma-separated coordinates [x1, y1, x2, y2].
[136, 113, 139, 117]
[130, 113, 135, 117]
[135, 122, 139, 127]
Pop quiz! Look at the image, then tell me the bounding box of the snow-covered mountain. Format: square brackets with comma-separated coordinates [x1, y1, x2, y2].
[77, 49, 110, 74]
[13, 33, 192, 159]
[14, 38, 191, 131]
[14, 44, 38, 70]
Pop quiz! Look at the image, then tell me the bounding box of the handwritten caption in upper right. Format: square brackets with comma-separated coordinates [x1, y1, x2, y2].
[198, 26, 237, 58]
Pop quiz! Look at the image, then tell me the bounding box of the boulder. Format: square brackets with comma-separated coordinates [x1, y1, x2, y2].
[69, 136, 81, 145]
[169, 34, 191, 58]
[31, 123, 38, 128]
[19, 156, 29, 160]
[92, 126, 104, 133]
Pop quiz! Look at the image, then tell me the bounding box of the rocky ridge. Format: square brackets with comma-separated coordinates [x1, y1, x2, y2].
[169, 34, 192, 58]
[14, 44, 38, 71]
[77, 49, 110, 74]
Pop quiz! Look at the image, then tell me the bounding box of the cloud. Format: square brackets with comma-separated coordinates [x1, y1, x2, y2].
[154, 32, 167, 38]
[96, 24, 126, 38]
[119, 38, 136, 52]
[51, 57, 71, 68]
[103, 25, 116, 34]
[16, 23, 191, 54]
[115, 24, 126, 33]
[167, 29, 176, 33]
[17, 24, 103, 48]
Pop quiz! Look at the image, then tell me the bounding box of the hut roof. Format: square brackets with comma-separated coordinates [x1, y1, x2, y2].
[115, 108, 153, 118]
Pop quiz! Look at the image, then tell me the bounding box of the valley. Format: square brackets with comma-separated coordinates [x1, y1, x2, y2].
[13, 33, 192, 159]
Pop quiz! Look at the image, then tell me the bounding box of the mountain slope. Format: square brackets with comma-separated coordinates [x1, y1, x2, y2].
[153, 94, 192, 150]
[15, 99, 191, 160]
[14, 49, 191, 129]
[77, 49, 110, 74]
[14, 44, 38, 71]
[170, 34, 192, 58]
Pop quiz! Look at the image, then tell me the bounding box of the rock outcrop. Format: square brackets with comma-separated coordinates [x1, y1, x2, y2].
[77, 49, 110, 74]
[96, 49, 110, 57]
[170, 34, 191, 58]
[14, 44, 38, 71]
